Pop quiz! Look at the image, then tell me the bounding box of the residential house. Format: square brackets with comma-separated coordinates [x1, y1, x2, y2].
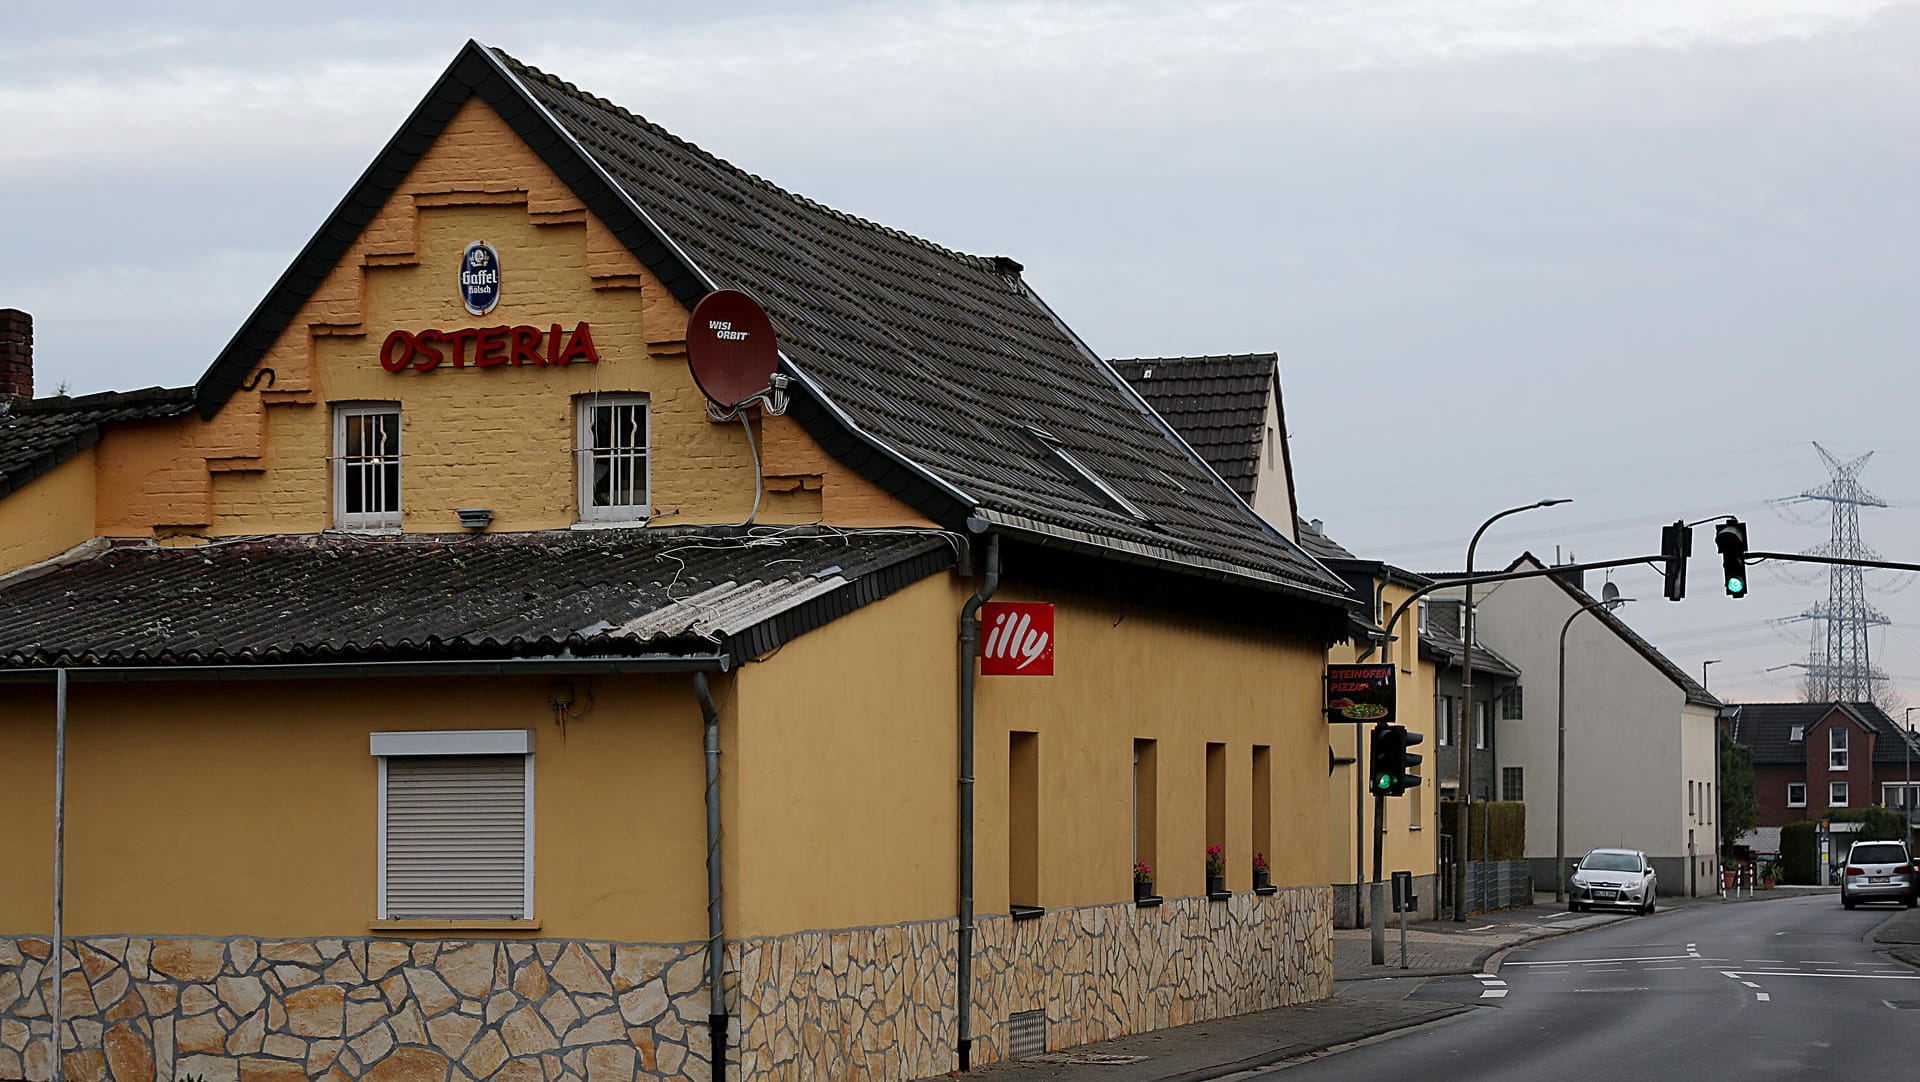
[1110, 355, 1299, 537]
[1721, 701, 1920, 856]
[1438, 556, 1722, 897]
[1418, 597, 1523, 806]
[0, 42, 1358, 1082]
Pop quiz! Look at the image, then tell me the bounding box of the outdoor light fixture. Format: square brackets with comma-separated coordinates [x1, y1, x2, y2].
[456, 508, 494, 530]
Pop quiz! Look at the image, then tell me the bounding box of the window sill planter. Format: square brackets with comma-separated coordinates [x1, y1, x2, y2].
[1134, 894, 1163, 909]
[1253, 885, 1279, 896]
[1206, 873, 1227, 898]
[1252, 870, 1271, 891]
[1133, 879, 1155, 903]
[1010, 904, 1047, 922]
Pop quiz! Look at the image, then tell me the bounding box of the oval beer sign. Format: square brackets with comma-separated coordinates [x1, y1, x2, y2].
[460, 241, 501, 316]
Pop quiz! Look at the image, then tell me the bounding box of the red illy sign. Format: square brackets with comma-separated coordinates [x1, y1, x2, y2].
[979, 602, 1054, 676]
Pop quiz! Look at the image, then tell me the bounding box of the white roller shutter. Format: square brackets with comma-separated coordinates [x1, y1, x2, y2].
[382, 754, 529, 918]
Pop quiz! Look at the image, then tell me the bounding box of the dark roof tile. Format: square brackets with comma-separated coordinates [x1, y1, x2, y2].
[0, 388, 194, 498]
[1111, 355, 1274, 503]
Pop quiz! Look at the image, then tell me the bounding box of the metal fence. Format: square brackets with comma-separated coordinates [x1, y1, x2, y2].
[1463, 859, 1533, 912]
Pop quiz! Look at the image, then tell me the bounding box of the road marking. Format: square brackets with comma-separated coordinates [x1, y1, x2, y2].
[1756, 992, 1771, 1002]
[1725, 971, 1920, 981]
[1750, 959, 1785, 963]
[1741, 981, 1760, 989]
[1477, 977, 1505, 986]
[1480, 989, 1508, 999]
[1505, 954, 1698, 966]
[1645, 966, 1685, 971]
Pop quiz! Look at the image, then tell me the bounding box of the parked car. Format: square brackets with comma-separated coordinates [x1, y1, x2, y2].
[1569, 849, 1658, 914]
[1840, 840, 1917, 909]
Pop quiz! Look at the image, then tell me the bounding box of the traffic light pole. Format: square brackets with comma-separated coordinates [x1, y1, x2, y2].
[1370, 747, 1388, 965]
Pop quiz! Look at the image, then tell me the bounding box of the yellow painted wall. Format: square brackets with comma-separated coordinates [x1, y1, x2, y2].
[0, 450, 95, 572]
[967, 585, 1329, 911]
[82, 94, 930, 539]
[726, 574, 960, 938]
[1325, 578, 1439, 893]
[0, 674, 714, 942]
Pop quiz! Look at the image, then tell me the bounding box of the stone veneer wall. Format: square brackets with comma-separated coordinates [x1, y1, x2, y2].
[0, 886, 1329, 1082]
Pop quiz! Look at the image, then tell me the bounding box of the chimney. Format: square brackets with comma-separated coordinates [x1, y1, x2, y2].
[0, 309, 31, 401]
[1553, 551, 1585, 593]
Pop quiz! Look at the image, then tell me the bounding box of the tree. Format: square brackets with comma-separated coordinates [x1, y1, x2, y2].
[1719, 727, 1759, 856]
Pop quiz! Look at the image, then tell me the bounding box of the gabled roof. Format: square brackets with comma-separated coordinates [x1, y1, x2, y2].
[1110, 355, 1275, 504]
[0, 527, 954, 670]
[1722, 701, 1918, 766]
[1295, 517, 1360, 562]
[1506, 553, 1720, 708]
[187, 42, 1348, 611]
[0, 387, 195, 499]
[1418, 606, 1524, 680]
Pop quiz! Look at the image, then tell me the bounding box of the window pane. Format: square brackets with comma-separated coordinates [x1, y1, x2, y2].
[585, 401, 647, 511]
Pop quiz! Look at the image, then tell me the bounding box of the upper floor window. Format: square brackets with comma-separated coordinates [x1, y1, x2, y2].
[334, 404, 401, 530]
[1786, 782, 1806, 808]
[1474, 701, 1490, 749]
[1829, 727, 1848, 770]
[1502, 686, 1524, 720]
[577, 395, 650, 522]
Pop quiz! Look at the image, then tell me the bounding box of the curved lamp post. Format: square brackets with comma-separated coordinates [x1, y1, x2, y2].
[1556, 581, 1629, 903]
[1456, 498, 1571, 920]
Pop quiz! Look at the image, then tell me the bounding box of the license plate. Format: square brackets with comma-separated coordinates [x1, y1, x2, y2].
[1870, 876, 1890, 884]
[1595, 890, 1618, 899]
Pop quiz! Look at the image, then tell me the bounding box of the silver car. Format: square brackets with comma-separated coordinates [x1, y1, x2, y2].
[1840, 840, 1917, 909]
[1569, 848, 1658, 914]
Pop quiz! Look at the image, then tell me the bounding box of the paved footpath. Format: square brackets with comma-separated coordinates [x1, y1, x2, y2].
[941, 887, 1855, 1081]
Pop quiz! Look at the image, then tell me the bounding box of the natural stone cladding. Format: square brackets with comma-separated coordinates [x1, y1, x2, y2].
[0, 887, 1328, 1082]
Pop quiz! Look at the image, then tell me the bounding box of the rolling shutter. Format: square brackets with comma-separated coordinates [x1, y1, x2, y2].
[384, 754, 528, 918]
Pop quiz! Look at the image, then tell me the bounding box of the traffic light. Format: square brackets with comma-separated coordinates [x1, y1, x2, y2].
[1369, 724, 1426, 797]
[1395, 728, 1424, 796]
[1369, 724, 1402, 797]
[1661, 520, 1692, 602]
[1715, 519, 1749, 598]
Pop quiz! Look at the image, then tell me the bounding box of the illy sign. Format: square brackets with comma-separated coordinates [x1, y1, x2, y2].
[980, 602, 1054, 676]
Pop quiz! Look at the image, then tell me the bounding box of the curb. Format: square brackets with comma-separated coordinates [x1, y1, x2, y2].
[1145, 1004, 1475, 1082]
[1483, 913, 1632, 973]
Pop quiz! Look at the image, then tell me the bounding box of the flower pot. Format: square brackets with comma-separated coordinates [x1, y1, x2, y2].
[1134, 879, 1153, 902]
[1253, 870, 1271, 890]
[1206, 873, 1226, 896]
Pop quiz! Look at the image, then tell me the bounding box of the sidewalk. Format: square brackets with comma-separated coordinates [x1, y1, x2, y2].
[947, 892, 1718, 1082]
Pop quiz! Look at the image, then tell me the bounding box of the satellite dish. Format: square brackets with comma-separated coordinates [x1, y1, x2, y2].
[1601, 581, 1622, 605]
[686, 289, 780, 411]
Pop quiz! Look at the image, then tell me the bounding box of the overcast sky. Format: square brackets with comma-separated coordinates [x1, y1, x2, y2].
[5, 1, 1918, 710]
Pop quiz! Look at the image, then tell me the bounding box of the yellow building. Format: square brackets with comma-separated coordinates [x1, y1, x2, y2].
[0, 42, 1358, 1082]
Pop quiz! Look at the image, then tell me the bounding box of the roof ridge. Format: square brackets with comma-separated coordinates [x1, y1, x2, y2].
[490, 48, 1001, 275]
[17, 385, 195, 413]
[1109, 353, 1278, 365]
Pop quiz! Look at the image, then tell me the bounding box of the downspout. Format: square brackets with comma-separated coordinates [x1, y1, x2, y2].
[693, 673, 727, 1081]
[52, 668, 66, 1082]
[957, 531, 1000, 1072]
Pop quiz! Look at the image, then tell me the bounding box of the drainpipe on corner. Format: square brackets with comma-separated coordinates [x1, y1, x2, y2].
[52, 668, 67, 1082]
[957, 529, 999, 1072]
[694, 672, 727, 1081]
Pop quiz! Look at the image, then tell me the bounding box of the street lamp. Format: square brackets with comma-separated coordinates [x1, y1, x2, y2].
[1557, 581, 1630, 903]
[1457, 497, 1571, 921]
[1702, 659, 1720, 690]
[1904, 707, 1916, 837]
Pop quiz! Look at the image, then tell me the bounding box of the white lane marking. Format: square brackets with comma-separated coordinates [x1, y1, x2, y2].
[1646, 966, 1685, 971]
[1750, 959, 1785, 963]
[1477, 977, 1506, 986]
[1505, 954, 1699, 966]
[1725, 971, 1920, 981]
[1480, 988, 1508, 999]
[1741, 981, 1760, 989]
[1756, 992, 1771, 1002]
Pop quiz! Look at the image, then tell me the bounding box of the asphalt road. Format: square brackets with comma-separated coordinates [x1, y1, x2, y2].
[1267, 894, 1920, 1080]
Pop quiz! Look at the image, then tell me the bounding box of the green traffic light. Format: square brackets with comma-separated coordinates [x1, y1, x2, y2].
[1376, 774, 1395, 792]
[1728, 577, 1745, 595]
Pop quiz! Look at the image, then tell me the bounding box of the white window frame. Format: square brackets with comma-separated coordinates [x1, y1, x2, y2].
[333, 404, 402, 531]
[1438, 695, 1455, 747]
[1829, 781, 1848, 808]
[575, 394, 652, 524]
[1885, 783, 1918, 811]
[1787, 782, 1806, 808]
[1829, 727, 1848, 770]
[1474, 701, 1489, 749]
[372, 729, 534, 921]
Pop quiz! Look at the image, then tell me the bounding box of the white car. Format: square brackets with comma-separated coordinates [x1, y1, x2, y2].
[1569, 848, 1658, 914]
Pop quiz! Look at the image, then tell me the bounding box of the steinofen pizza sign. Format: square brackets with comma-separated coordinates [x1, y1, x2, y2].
[1326, 664, 1394, 724]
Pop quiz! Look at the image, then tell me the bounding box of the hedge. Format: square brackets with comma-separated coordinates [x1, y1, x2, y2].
[1439, 800, 1526, 861]
[1780, 820, 1817, 884]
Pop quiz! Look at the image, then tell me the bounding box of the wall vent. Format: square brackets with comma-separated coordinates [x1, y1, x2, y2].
[1007, 1009, 1047, 1059]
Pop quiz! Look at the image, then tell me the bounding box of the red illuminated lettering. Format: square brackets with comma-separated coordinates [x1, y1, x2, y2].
[379, 331, 414, 372]
[447, 328, 478, 368]
[473, 326, 509, 367]
[414, 330, 445, 371]
[510, 326, 544, 366]
[556, 323, 600, 366]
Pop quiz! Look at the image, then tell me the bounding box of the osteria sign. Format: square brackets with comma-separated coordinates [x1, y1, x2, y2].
[378, 238, 602, 373]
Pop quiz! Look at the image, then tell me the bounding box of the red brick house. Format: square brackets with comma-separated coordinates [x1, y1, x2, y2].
[1722, 702, 1920, 854]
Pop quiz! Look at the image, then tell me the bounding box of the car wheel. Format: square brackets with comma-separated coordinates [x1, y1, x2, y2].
[1569, 900, 1581, 912]
[1642, 895, 1655, 916]
[1843, 893, 1857, 910]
